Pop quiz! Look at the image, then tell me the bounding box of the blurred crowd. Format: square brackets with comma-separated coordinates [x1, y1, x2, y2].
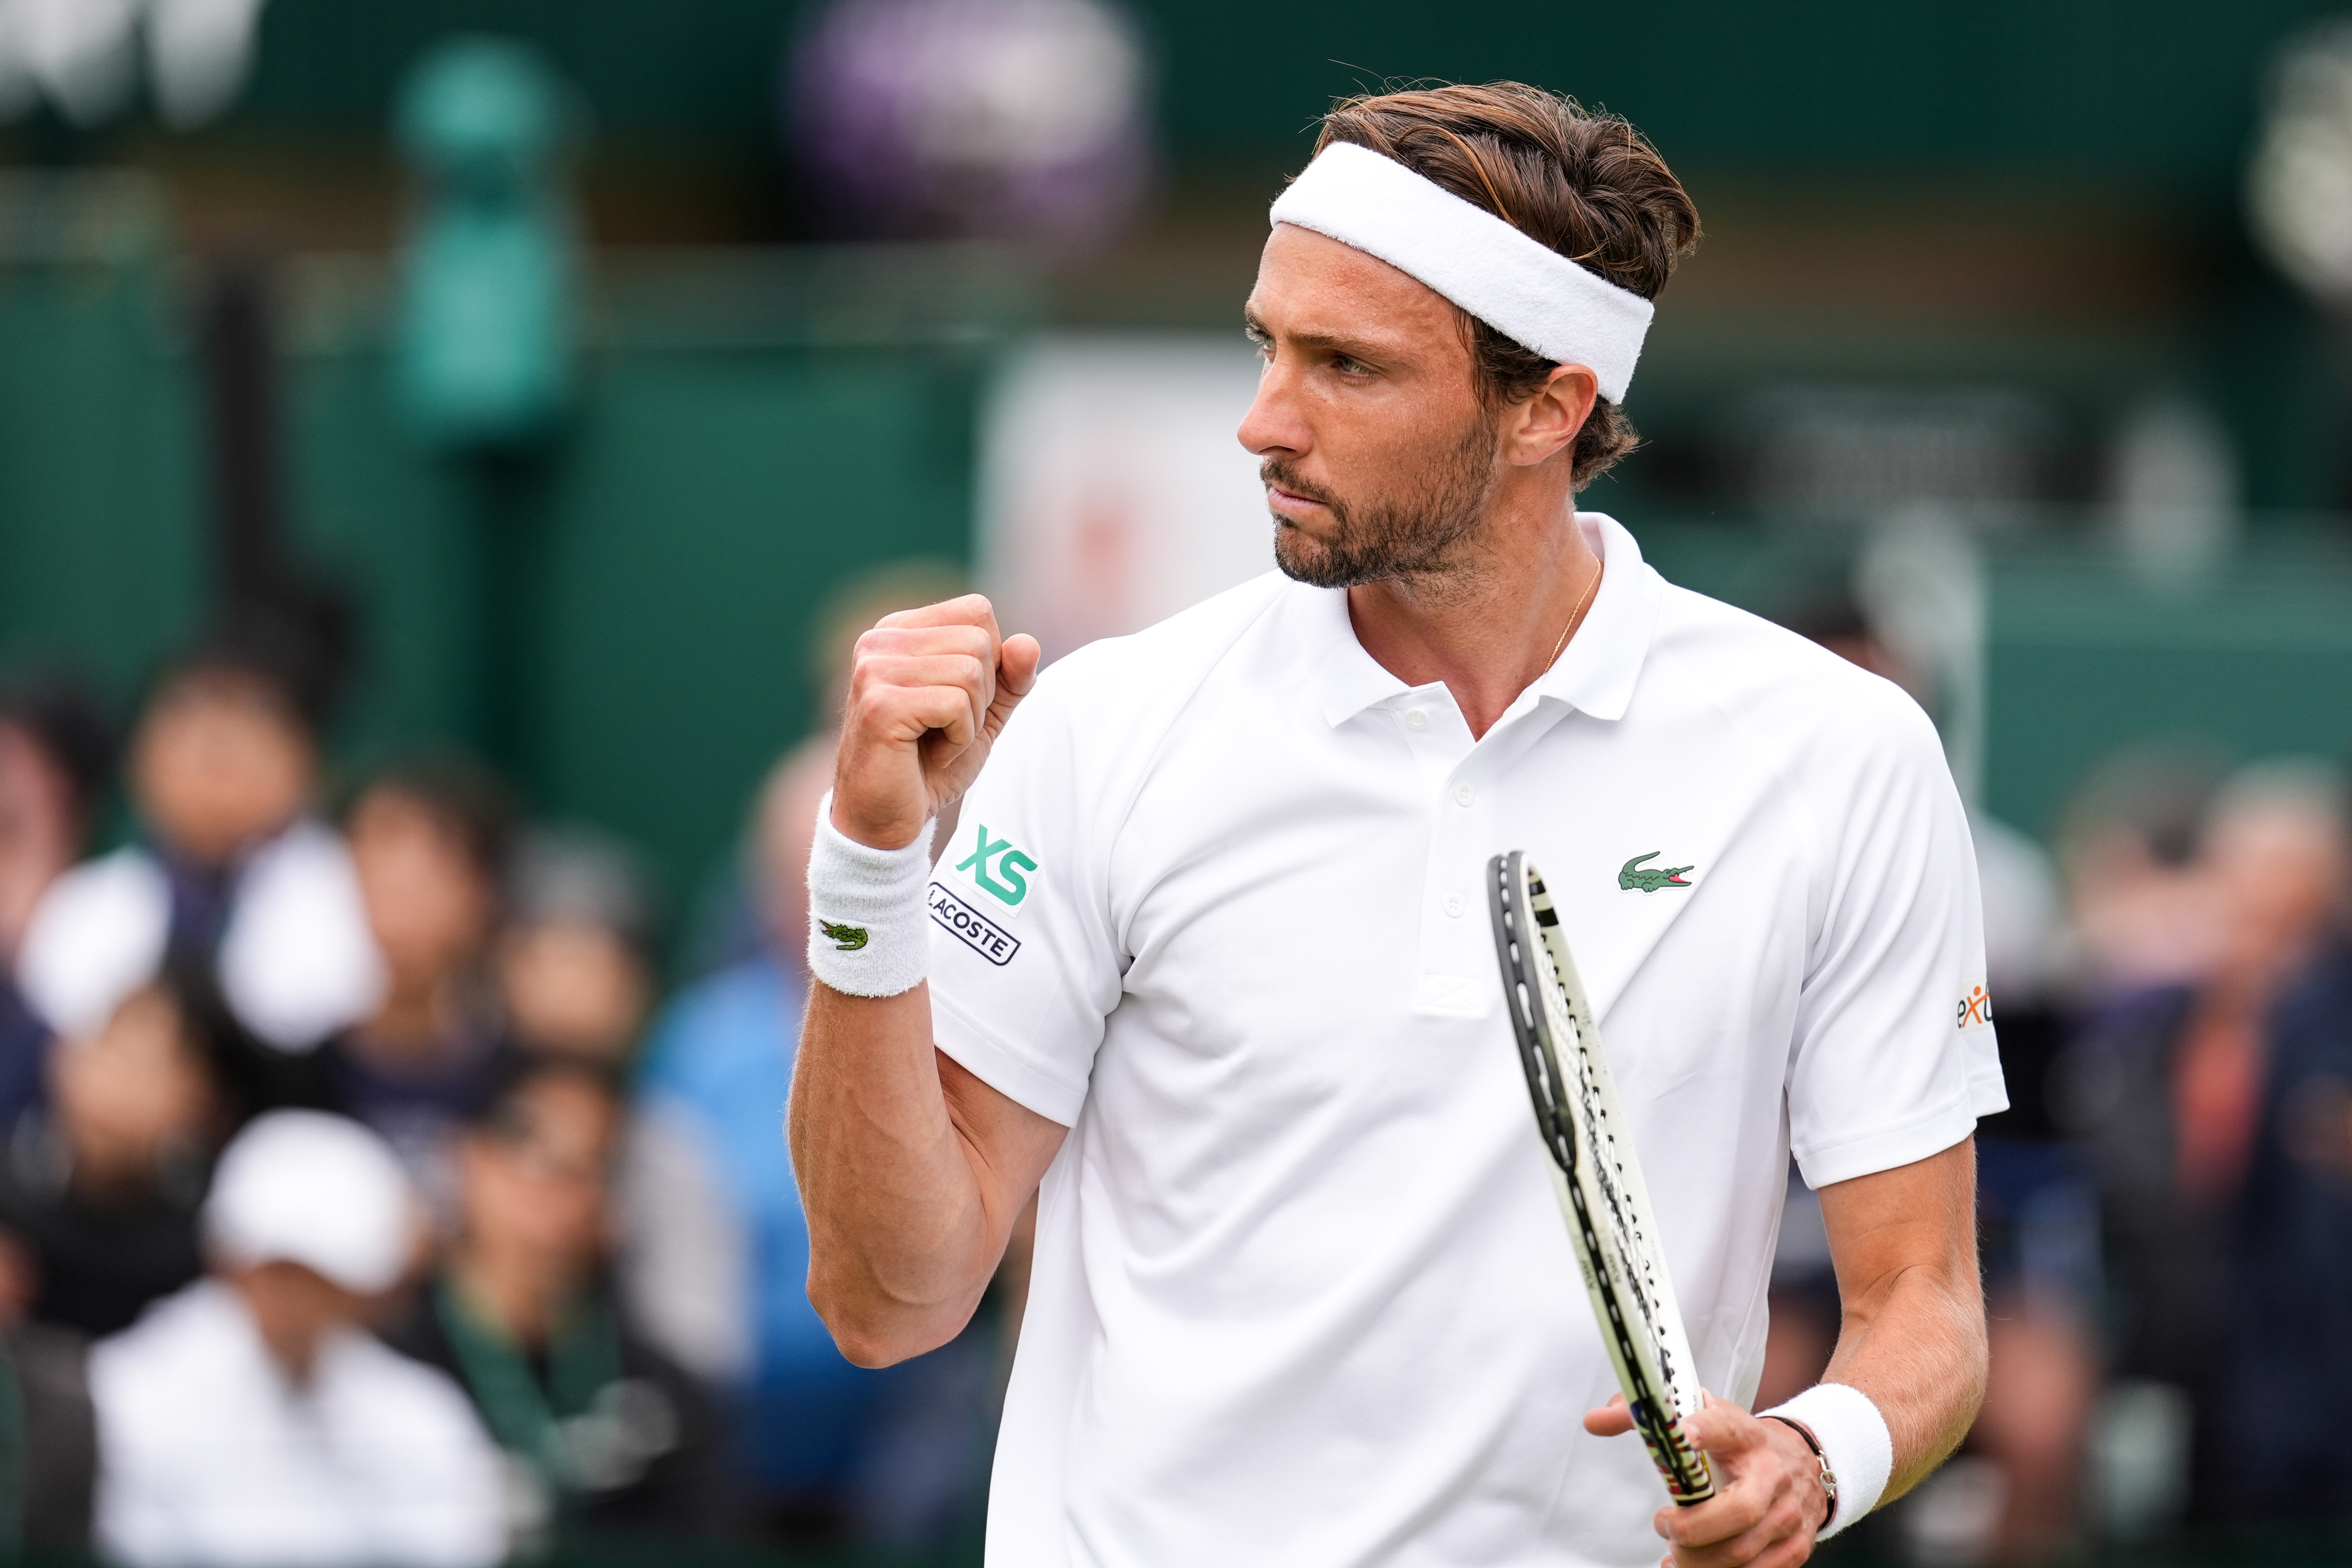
[0, 571, 999, 1565]
[6, 564, 2351, 1568]
[1763, 603, 2352, 1563]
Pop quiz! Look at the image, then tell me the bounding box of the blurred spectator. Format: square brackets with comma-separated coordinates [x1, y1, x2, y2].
[0, 972, 225, 1338]
[499, 827, 655, 1067]
[624, 749, 988, 1545]
[622, 754, 846, 1516]
[2219, 764, 2352, 1524]
[391, 1054, 721, 1549]
[2060, 758, 2351, 1527]
[328, 760, 512, 1201]
[90, 1110, 504, 1568]
[0, 1306, 99, 1555]
[0, 670, 112, 1132]
[2055, 745, 2228, 998]
[16, 637, 382, 1069]
[1963, 813, 2099, 1566]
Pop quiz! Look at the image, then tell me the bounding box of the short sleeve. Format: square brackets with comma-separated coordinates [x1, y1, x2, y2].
[1786, 694, 2005, 1190]
[927, 664, 1125, 1126]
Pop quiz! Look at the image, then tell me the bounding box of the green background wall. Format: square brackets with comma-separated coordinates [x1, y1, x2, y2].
[209, 0, 2352, 187]
[0, 237, 1023, 919]
[7, 0, 2352, 924]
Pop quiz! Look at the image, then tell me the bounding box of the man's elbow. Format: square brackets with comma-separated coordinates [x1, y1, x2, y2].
[810, 1281, 962, 1369]
[828, 1321, 921, 1370]
[1959, 1292, 1992, 1408]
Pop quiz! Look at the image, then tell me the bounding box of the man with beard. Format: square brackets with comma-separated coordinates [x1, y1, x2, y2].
[789, 84, 1997, 1568]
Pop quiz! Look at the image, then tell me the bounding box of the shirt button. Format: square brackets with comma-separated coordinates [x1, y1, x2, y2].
[1404, 708, 1428, 731]
[1443, 893, 1465, 918]
[1454, 784, 1475, 806]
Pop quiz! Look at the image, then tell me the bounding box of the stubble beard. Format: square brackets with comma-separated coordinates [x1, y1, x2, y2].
[1266, 409, 1502, 595]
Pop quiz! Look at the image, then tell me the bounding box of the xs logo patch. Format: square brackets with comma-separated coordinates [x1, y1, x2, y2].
[954, 823, 1037, 908]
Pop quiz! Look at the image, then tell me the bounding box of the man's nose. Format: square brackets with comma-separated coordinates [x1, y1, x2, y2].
[1236, 358, 1306, 459]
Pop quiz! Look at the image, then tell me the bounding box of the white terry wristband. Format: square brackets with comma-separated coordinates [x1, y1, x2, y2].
[805, 792, 933, 998]
[1762, 1382, 1893, 1539]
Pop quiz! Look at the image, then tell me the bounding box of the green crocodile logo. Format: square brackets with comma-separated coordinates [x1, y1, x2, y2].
[819, 919, 869, 951]
[1619, 852, 1693, 893]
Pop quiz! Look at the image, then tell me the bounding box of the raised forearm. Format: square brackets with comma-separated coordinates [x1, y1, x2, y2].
[1817, 1139, 1988, 1504]
[788, 982, 1006, 1366]
[790, 594, 1054, 1368]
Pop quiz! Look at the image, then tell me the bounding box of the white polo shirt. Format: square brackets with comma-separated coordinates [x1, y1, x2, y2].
[929, 512, 2003, 1568]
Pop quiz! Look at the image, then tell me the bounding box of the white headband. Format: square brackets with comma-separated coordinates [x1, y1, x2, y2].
[1268, 141, 1654, 403]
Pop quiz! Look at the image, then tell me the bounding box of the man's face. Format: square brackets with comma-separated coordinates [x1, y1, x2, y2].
[1238, 223, 1501, 589]
[2206, 802, 2348, 972]
[132, 671, 313, 867]
[457, 1074, 619, 1282]
[0, 719, 78, 960]
[48, 984, 215, 1191]
[229, 1259, 369, 1383]
[348, 787, 495, 989]
[499, 920, 647, 1062]
[0, 720, 74, 874]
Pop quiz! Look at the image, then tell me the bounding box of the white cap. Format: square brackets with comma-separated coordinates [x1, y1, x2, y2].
[205, 1111, 416, 1294]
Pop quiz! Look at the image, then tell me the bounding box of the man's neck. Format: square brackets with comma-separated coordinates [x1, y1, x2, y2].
[1345, 484, 1602, 739]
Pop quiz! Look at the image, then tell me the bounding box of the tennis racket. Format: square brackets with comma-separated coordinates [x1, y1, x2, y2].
[1487, 850, 1715, 1506]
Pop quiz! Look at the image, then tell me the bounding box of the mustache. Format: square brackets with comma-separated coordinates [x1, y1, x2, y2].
[1259, 458, 1340, 511]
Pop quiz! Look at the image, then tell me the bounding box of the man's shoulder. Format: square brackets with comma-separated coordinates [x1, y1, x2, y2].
[328, 1327, 494, 1440]
[1030, 571, 1293, 701]
[998, 571, 1297, 768]
[1646, 580, 1939, 753]
[87, 1282, 238, 1416]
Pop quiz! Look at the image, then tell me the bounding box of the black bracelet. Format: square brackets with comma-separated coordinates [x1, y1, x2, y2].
[1760, 1414, 1839, 1533]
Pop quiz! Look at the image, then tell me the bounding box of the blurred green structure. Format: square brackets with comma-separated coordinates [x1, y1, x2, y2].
[393, 36, 580, 451]
[0, 184, 1030, 906]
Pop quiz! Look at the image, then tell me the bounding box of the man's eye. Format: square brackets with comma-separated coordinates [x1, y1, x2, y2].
[1333, 355, 1370, 375]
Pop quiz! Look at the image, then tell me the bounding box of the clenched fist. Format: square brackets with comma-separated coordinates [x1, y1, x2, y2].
[830, 594, 1041, 852]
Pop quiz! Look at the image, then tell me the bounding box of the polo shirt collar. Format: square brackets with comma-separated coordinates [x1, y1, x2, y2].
[1304, 511, 1664, 729]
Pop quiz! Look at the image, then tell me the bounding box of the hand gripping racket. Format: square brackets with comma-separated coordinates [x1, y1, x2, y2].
[1487, 851, 1715, 1506]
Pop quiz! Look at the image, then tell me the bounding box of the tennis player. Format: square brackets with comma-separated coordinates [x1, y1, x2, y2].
[790, 83, 1997, 1568]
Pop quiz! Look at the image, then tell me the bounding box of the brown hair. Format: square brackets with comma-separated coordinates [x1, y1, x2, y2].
[348, 753, 517, 882]
[1313, 84, 1701, 489]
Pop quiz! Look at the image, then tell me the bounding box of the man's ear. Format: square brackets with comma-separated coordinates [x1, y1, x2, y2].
[1501, 363, 1600, 468]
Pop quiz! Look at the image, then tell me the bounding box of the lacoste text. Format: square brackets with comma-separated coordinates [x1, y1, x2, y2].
[929, 883, 1020, 966]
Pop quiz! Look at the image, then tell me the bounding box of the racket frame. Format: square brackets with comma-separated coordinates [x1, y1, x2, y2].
[1487, 850, 1716, 1506]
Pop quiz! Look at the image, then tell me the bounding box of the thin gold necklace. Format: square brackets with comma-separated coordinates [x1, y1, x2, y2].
[1544, 558, 1604, 671]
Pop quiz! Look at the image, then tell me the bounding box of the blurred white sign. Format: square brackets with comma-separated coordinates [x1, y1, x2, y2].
[0, 0, 267, 127]
[979, 333, 1270, 661]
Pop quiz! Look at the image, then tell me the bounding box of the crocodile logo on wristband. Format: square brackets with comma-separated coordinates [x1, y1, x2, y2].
[818, 919, 870, 952]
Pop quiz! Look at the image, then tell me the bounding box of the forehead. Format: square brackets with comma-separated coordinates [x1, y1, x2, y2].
[513, 1073, 621, 1141]
[1247, 223, 1462, 353]
[351, 786, 472, 855]
[153, 667, 292, 719]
